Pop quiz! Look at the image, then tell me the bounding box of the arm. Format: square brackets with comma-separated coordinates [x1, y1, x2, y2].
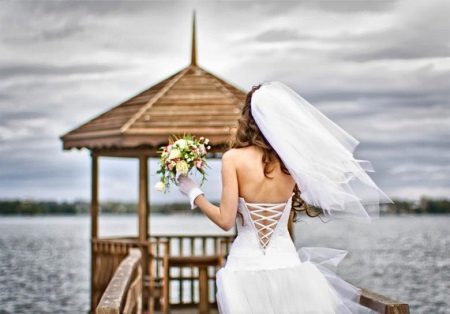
[177, 150, 239, 231]
[194, 150, 239, 231]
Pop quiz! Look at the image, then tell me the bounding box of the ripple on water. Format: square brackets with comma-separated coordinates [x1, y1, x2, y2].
[0, 214, 449, 313]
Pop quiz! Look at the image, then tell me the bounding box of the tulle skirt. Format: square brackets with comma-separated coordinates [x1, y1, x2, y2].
[216, 247, 377, 314]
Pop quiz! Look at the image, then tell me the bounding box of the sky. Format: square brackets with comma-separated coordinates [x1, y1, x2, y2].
[0, 0, 449, 204]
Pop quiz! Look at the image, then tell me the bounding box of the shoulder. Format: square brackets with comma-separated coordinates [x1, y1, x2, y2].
[222, 148, 239, 164]
[222, 147, 248, 165]
[222, 146, 259, 166]
[223, 146, 259, 161]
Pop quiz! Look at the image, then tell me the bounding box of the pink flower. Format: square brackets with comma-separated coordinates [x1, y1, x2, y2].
[195, 160, 203, 168]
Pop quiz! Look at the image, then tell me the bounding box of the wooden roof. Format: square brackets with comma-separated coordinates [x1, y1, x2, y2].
[60, 13, 246, 155]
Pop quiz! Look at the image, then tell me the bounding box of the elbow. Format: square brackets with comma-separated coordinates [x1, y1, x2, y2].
[219, 221, 235, 232]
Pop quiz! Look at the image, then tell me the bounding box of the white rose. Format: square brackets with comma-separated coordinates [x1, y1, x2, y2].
[154, 181, 165, 192]
[175, 139, 187, 149]
[176, 160, 189, 175]
[168, 148, 181, 160]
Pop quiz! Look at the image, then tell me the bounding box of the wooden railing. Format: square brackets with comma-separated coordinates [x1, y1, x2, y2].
[91, 235, 234, 313]
[92, 235, 408, 313]
[151, 235, 234, 310]
[96, 248, 143, 314]
[360, 288, 409, 314]
[91, 237, 151, 312]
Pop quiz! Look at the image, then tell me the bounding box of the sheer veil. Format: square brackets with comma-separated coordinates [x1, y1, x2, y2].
[250, 81, 393, 222]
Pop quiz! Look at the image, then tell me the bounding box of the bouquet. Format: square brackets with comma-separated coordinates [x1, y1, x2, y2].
[154, 134, 211, 193]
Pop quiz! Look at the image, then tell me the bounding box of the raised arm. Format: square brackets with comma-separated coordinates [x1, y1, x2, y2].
[178, 150, 239, 231]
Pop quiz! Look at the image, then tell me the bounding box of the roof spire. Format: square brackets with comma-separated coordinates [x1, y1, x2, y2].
[191, 10, 197, 66]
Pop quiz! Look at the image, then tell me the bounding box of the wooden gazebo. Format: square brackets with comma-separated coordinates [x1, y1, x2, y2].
[60, 13, 244, 313]
[60, 12, 409, 314]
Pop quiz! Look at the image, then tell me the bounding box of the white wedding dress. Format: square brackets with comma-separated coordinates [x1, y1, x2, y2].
[216, 193, 377, 314]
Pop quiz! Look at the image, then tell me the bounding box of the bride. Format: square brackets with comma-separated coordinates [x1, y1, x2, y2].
[177, 81, 392, 313]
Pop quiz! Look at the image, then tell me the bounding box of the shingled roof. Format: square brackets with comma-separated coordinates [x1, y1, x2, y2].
[60, 13, 246, 154]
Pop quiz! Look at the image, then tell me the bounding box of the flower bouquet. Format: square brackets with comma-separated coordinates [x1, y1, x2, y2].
[154, 134, 211, 193]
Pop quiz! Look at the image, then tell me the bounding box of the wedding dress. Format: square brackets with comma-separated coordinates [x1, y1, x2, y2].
[215, 193, 376, 314]
[175, 80, 390, 313]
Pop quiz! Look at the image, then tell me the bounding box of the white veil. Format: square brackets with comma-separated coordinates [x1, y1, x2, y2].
[251, 81, 393, 222]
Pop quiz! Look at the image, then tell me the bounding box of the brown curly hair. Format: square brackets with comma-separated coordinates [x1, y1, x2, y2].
[228, 84, 320, 222]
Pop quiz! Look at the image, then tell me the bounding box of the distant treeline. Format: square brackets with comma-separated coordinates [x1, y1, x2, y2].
[382, 197, 450, 214]
[0, 197, 449, 215]
[0, 200, 192, 215]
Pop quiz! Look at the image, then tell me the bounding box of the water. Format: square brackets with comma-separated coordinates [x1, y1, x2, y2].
[0, 214, 448, 313]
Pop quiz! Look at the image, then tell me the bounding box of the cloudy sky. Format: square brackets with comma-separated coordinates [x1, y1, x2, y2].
[0, 0, 449, 204]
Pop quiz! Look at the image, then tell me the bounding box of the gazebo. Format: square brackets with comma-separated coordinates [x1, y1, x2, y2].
[60, 13, 244, 313]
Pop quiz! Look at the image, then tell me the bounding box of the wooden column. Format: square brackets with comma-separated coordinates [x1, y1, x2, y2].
[91, 152, 99, 239]
[138, 155, 149, 241]
[90, 151, 99, 313]
[198, 266, 209, 314]
[138, 154, 149, 311]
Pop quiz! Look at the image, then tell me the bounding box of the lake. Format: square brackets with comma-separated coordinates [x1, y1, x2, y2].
[0, 214, 449, 313]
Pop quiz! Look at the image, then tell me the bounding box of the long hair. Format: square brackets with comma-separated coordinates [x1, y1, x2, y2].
[229, 84, 320, 222]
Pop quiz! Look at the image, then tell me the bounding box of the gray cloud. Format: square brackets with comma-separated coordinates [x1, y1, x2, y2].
[252, 1, 398, 15]
[253, 29, 308, 43]
[0, 62, 121, 78]
[302, 1, 399, 13]
[242, 1, 450, 62]
[0, 0, 449, 202]
[2, 20, 86, 43]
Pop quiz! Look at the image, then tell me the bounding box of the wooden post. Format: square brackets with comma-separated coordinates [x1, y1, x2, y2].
[91, 151, 99, 313]
[191, 10, 197, 66]
[198, 266, 209, 314]
[138, 154, 149, 241]
[162, 243, 170, 314]
[138, 154, 149, 311]
[91, 152, 99, 238]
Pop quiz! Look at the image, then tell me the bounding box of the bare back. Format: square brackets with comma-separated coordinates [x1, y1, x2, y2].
[233, 146, 296, 203]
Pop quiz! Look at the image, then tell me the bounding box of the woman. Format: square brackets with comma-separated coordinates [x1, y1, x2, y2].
[177, 81, 392, 313]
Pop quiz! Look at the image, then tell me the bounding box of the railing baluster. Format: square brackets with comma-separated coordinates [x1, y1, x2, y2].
[179, 237, 183, 304]
[212, 237, 218, 300]
[202, 237, 206, 255]
[156, 237, 160, 279]
[190, 237, 195, 304]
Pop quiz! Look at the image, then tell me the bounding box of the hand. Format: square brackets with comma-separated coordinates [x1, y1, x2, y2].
[176, 175, 204, 210]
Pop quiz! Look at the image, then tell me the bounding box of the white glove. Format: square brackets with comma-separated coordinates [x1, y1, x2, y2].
[176, 175, 204, 210]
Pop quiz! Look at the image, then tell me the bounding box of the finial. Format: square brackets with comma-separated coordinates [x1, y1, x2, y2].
[191, 10, 197, 66]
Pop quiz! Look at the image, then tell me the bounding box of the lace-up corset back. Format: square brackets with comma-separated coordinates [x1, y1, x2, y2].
[237, 193, 295, 253]
[244, 201, 286, 249]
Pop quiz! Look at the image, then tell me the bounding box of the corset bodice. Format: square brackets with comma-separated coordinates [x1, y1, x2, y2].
[225, 193, 301, 270]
